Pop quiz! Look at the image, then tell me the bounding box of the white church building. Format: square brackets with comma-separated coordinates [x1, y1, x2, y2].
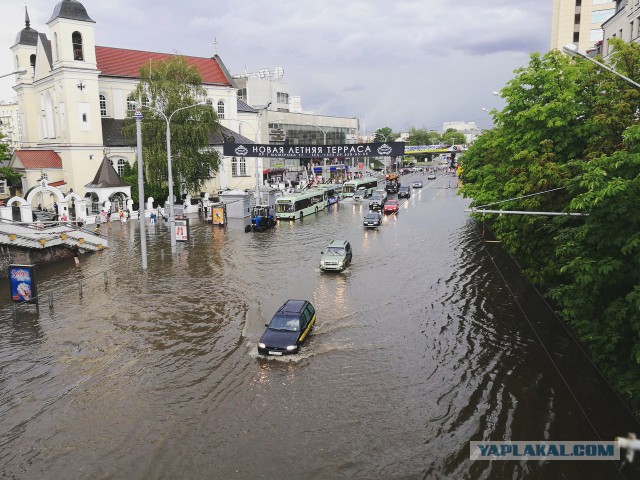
[8, 0, 258, 213]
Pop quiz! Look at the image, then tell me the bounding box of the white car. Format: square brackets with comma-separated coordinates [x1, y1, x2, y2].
[427, 173, 436, 180]
[412, 181, 423, 188]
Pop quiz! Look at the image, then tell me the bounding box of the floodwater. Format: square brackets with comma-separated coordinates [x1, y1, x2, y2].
[1, 173, 639, 479]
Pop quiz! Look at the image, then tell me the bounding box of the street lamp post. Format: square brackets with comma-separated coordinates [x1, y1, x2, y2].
[309, 125, 329, 182]
[562, 43, 640, 89]
[143, 101, 205, 255]
[134, 106, 147, 270]
[0, 68, 27, 79]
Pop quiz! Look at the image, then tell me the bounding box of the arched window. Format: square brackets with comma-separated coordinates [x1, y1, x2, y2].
[30, 54, 36, 75]
[239, 156, 247, 175]
[99, 94, 107, 116]
[206, 99, 213, 107]
[217, 100, 225, 119]
[72, 31, 84, 61]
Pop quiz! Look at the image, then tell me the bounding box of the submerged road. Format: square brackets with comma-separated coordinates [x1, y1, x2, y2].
[1, 173, 639, 479]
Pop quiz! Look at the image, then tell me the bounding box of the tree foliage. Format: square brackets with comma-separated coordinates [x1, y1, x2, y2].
[406, 128, 440, 146]
[374, 127, 398, 142]
[460, 44, 640, 402]
[123, 56, 221, 198]
[0, 132, 9, 161]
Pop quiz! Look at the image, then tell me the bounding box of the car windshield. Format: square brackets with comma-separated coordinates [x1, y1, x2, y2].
[269, 314, 300, 331]
[371, 195, 382, 200]
[364, 213, 379, 220]
[387, 201, 398, 205]
[326, 247, 345, 255]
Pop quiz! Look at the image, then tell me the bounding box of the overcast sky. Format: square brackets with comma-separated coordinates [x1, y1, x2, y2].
[0, 0, 553, 133]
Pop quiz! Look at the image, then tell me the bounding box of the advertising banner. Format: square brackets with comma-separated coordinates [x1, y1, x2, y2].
[8, 264, 37, 303]
[211, 206, 226, 226]
[223, 142, 405, 159]
[175, 218, 189, 241]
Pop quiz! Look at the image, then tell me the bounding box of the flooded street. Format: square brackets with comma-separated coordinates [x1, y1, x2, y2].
[1, 173, 639, 479]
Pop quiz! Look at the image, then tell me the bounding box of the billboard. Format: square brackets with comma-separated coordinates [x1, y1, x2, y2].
[211, 206, 226, 226]
[8, 264, 37, 303]
[223, 142, 405, 159]
[175, 219, 189, 241]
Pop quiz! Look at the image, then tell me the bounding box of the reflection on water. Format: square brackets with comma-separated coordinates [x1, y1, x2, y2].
[0, 174, 639, 479]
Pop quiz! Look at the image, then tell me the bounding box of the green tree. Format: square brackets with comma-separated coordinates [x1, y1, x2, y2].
[460, 44, 640, 402]
[374, 127, 398, 142]
[442, 128, 466, 145]
[0, 167, 22, 196]
[406, 128, 441, 146]
[123, 56, 221, 197]
[0, 132, 9, 161]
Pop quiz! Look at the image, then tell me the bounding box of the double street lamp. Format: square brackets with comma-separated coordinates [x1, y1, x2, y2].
[143, 101, 205, 255]
[308, 124, 329, 182]
[562, 43, 640, 89]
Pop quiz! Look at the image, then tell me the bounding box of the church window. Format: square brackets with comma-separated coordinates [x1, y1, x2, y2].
[217, 100, 225, 119]
[82, 113, 87, 122]
[30, 54, 36, 75]
[99, 94, 107, 116]
[117, 159, 126, 176]
[72, 32, 84, 61]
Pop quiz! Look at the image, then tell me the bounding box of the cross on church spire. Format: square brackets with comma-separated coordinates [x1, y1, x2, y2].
[213, 37, 218, 55]
[25, 4, 30, 29]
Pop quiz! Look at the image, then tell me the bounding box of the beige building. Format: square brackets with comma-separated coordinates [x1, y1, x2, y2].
[551, 0, 617, 51]
[0, 100, 20, 152]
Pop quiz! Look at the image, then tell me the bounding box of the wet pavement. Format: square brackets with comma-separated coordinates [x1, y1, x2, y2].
[1, 173, 639, 479]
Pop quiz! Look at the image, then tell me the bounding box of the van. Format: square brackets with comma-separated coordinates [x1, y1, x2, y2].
[320, 239, 353, 271]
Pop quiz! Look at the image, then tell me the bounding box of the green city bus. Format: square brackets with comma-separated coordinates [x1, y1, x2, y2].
[275, 189, 329, 221]
[343, 177, 379, 197]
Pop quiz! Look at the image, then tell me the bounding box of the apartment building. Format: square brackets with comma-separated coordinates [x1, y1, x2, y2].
[551, 0, 617, 51]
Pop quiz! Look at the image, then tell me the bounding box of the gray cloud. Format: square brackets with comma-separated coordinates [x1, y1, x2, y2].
[0, 0, 553, 132]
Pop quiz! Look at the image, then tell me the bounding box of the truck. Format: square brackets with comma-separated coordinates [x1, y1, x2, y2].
[245, 205, 276, 232]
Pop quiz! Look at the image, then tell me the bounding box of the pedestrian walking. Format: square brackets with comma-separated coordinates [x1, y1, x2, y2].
[72, 243, 80, 265]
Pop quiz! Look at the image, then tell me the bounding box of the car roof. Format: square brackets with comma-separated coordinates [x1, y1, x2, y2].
[328, 239, 349, 247]
[277, 299, 308, 314]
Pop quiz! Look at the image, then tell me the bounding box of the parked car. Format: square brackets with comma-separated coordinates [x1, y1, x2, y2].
[320, 239, 353, 272]
[412, 180, 423, 188]
[369, 194, 386, 210]
[258, 299, 316, 355]
[397, 186, 411, 198]
[383, 199, 399, 214]
[363, 211, 382, 228]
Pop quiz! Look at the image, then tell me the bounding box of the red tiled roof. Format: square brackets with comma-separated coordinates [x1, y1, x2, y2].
[95, 46, 231, 86]
[15, 150, 62, 169]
